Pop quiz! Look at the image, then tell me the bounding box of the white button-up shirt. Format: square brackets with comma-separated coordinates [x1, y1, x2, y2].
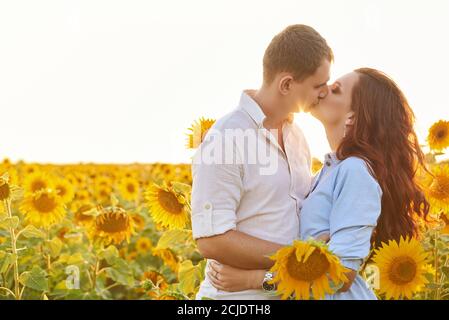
[191, 90, 312, 300]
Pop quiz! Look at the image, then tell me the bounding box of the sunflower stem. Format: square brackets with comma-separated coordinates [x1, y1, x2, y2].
[0, 286, 16, 298]
[4, 199, 21, 300]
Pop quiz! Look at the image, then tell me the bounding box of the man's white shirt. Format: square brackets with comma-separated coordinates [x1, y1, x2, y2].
[191, 90, 312, 299]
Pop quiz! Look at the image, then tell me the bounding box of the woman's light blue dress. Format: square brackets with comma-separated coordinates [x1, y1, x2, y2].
[299, 152, 383, 300]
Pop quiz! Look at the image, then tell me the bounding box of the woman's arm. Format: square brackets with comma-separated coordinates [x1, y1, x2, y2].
[207, 261, 266, 292]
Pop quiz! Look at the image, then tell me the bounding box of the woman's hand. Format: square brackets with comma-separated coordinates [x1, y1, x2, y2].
[207, 261, 266, 292]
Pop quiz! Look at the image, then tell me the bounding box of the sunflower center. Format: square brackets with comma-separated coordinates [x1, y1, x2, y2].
[75, 205, 94, 221]
[388, 256, 417, 285]
[127, 183, 136, 193]
[139, 242, 150, 249]
[437, 129, 447, 139]
[157, 189, 184, 214]
[0, 182, 11, 201]
[57, 186, 67, 197]
[31, 180, 46, 192]
[32, 194, 58, 213]
[97, 213, 129, 233]
[286, 249, 330, 282]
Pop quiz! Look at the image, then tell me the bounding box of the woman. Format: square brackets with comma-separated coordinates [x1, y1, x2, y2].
[206, 68, 430, 299]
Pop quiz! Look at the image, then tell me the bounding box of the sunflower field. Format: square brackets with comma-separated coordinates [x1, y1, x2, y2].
[1, 118, 449, 300]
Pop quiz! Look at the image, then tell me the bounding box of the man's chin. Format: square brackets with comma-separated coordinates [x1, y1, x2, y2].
[303, 104, 314, 113]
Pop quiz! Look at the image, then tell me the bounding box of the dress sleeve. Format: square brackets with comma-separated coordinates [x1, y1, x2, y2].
[328, 158, 383, 271]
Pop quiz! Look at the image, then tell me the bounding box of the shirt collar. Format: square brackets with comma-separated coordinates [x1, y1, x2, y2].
[324, 152, 341, 167]
[238, 90, 294, 128]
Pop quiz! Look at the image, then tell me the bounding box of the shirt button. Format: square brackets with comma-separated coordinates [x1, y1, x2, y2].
[204, 203, 211, 210]
[326, 161, 331, 166]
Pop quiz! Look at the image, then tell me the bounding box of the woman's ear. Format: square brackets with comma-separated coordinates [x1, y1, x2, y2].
[345, 111, 355, 126]
[278, 75, 293, 95]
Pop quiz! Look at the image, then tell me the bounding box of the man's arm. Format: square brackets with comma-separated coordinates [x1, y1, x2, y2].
[197, 230, 331, 270]
[196, 230, 284, 270]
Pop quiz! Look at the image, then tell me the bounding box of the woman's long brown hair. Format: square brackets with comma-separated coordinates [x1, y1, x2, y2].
[336, 68, 429, 248]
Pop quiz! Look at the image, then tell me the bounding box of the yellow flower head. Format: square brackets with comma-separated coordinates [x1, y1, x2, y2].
[311, 158, 323, 175]
[372, 236, 430, 300]
[131, 213, 146, 231]
[427, 120, 449, 152]
[136, 237, 153, 254]
[89, 206, 135, 245]
[118, 177, 140, 202]
[54, 178, 75, 204]
[186, 117, 215, 149]
[73, 204, 96, 227]
[145, 183, 189, 230]
[269, 239, 349, 300]
[152, 247, 179, 273]
[23, 171, 55, 195]
[421, 164, 449, 214]
[20, 188, 66, 228]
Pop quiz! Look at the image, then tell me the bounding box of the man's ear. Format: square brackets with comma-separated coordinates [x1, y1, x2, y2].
[278, 75, 294, 95]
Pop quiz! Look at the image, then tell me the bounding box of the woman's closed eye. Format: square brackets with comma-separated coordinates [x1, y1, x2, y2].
[331, 82, 341, 94]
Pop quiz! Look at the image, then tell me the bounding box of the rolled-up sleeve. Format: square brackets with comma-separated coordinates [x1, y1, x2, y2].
[190, 133, 243, 239]
[328, 158, 383, 271]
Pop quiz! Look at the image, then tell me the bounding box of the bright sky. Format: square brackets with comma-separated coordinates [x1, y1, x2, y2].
[1, 0, 448, 164]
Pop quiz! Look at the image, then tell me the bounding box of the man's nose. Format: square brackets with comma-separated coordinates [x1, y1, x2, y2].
[318, 86, 329, 99]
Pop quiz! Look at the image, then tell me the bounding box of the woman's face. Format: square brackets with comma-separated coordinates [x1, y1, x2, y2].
[310, 71, 359, 126]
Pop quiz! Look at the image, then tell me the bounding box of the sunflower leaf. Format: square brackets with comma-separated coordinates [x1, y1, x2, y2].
[0, 216, 19, 230]
[156, 229, 193, 250]
[46, 237, 63, 258]
[19, 266, 49, 292]
[171, 182, 192, 195]
[0, 251, 14, 273]
[442, 266, 449, 277]
[19, 224, 46, 239]
[98, 245, 119, 265]
[177, 260, 198, 295]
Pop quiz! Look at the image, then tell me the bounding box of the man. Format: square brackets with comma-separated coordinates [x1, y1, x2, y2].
[191, 24, 333, 299]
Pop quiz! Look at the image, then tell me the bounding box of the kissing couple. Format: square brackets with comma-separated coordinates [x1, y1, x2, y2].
[190, 24, 429, 300]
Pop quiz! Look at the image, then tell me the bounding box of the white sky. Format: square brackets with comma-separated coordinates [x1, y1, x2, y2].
[1, 0, 448, 164]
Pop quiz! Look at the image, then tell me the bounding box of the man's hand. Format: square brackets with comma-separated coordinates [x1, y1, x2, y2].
[316, 233, 330, 243]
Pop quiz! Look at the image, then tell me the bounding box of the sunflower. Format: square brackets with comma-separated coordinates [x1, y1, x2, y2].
[118, 177, 140, 202]
[372, 236, 430, 300]
[422, 164, 449, 214]
[427, 120, 449, 151]
[152, 248, 179, 273]
[311, 158, 323, 175]
[54, 178, 75, 204]
[0, 173, 12, 202]
[70, 189, 92, 212]
[136, 237, 153, 254]
[440, 213, 449, 234]
[73, 204, 95, 227]
[186, 117, 216, 149]
[89, 206, 135, 245]
[145, 183, 189, 230]
[20, 188, 66, 228]
[94, 185, 113, 205]
[269, 239, 349, 300]
[139, 270, 169, 297]
[131, 213, 146, 231]
[22, 171, 54, 194]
